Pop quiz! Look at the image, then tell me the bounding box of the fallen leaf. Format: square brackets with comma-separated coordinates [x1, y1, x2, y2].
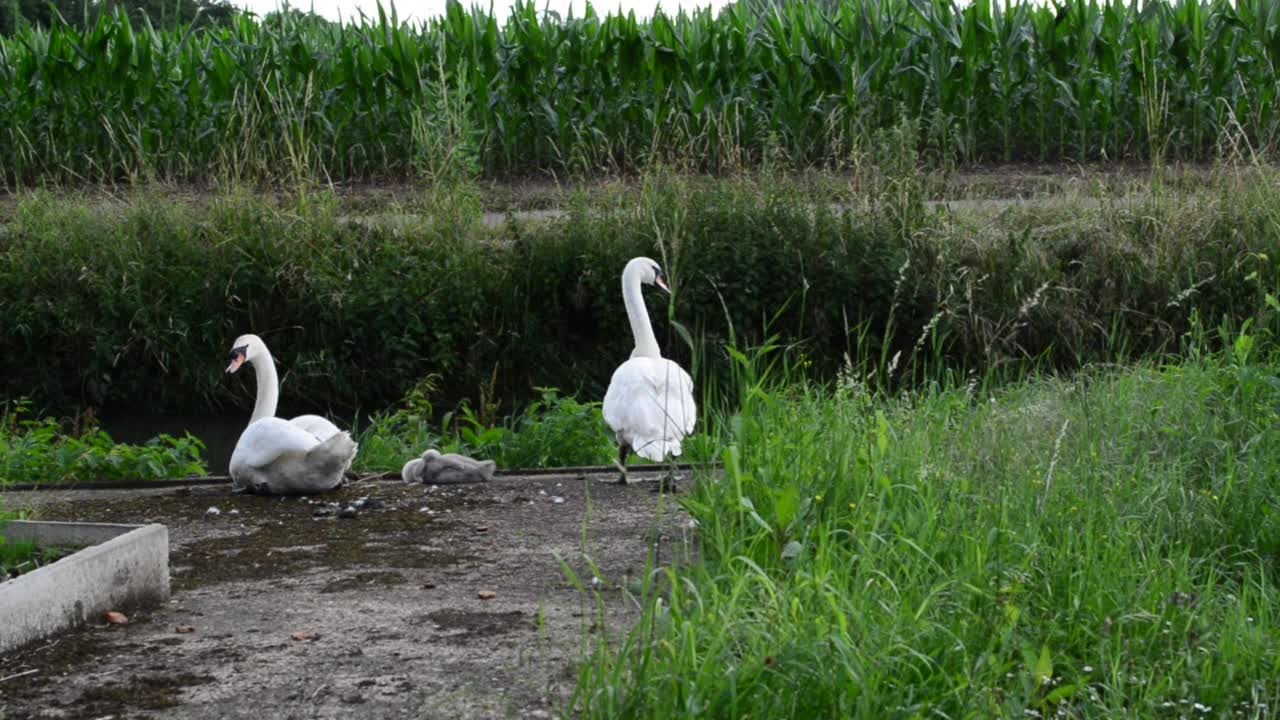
[105, 611, 129, 625]
[291, 630, 319, 642]
[175, 626, 195, 634]
[477, 590, 497, 600]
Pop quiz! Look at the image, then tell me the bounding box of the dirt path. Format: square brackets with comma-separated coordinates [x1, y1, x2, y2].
[427, 194, 1165, 230]
[0, 472, 695, 720]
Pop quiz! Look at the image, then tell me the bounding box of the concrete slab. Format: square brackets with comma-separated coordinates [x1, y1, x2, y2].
[0, 521, 170, 654]
[0, 474, 694, 718]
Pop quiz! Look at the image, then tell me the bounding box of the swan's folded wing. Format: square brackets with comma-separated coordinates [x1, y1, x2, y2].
[233, 417, 321, 469]
[603, 362, 651, 432]
[604, 358, 697, 454]
[660, 360, 697, 435]
[289, 414, 342, 441]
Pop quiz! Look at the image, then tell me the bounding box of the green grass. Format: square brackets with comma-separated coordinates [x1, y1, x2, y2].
[8, 166, 1280, 420]
[569, 335, 1280, 716]
[5, 0, 1280, 184]
[0, 539, 76, 581]
[354, 384, 719, 472]
[0, 399, 207, 485]
[0, 493, 51, 580]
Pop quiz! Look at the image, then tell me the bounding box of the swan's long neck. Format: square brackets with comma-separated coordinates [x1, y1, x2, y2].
[623, 265, 661, 359]
[249, 346, 280, 424]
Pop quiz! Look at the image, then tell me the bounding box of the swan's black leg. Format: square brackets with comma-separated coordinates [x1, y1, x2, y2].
[615, 444, 630, 485]
[654, 469, 680, 494]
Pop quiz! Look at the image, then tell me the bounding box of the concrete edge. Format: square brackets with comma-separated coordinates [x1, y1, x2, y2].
[0, 521, 170, 655]
[3, 520, 146, 547]
[2, 461, 723, 492]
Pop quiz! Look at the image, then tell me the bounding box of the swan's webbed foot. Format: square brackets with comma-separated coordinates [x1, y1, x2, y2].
[234, 481, 275, 496]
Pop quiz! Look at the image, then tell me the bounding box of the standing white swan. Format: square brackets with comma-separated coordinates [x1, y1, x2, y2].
[225, 334, 358, 495]
[602, 257, 696, 490]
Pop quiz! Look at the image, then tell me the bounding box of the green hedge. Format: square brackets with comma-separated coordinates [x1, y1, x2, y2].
[2, 173, 1278, 417]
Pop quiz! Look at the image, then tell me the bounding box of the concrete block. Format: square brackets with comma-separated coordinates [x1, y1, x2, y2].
[0, 521, 169, 654]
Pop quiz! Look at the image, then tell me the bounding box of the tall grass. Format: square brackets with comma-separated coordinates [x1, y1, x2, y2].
[6, 0, 1280, 184]
[571, 325, 1280, 716]
[352, 385, 622, 472]
[0, 399, 207, 484]
[5, 167, 1280, 417]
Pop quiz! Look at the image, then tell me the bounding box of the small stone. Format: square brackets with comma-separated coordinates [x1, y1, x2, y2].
[341, 691, 365, 704]
[418, 506, 431, 513]
[421, 582, 437, 590]
[475, 526, 489, 533]
[175, 626, 195, 634]
[105, 611, 129, 625]
[313, 506, 336, 518]
[477, 590, 497, 600]
[337, 506, 359, 519]
[205, 507, 221, 516]
[229, 509, 240, 515]
[290, 630, 319, 641]
[551, 496, 565, 504]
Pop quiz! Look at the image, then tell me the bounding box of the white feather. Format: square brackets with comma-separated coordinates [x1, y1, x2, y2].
[603, 257, 697, 468]
[604, 357, 696, 461]
[288, 414, 342, 441]
[229, 417, 356, 495]
[225, 334, 357, 495]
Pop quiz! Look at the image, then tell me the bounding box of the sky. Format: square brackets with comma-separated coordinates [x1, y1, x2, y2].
[236, 0, 736, 24]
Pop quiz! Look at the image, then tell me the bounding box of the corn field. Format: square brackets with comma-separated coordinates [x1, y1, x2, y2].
[3, 0, 1280, 184]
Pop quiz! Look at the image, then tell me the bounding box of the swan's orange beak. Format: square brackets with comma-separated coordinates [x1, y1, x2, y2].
[226, 347, 247, 374]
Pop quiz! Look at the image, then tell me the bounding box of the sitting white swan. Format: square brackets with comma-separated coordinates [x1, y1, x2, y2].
[225, 334, 358, 495]
[402, 449, 496, 485]
[602, 257, 696, 490]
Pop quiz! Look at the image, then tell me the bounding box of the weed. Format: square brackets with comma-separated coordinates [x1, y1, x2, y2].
[0, 399, 206, 485]
[355, 384, 716, 473]
[6, 169, 1280, 421]
[570, 333, 1280, 717]
[0, 539, 77, 581]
